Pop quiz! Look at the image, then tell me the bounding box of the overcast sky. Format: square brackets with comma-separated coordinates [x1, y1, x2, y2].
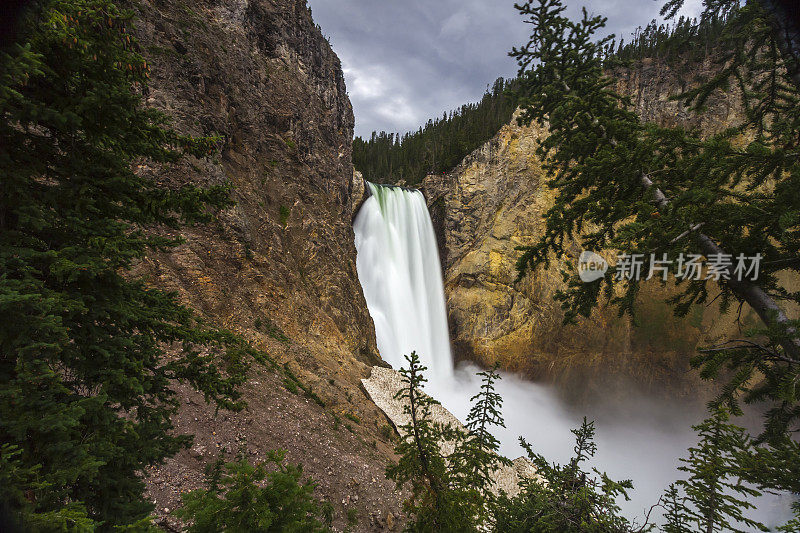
[306, 0, 703, 138]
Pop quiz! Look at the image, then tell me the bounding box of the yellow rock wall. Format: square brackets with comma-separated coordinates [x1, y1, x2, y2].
[422, 109, 762, 403]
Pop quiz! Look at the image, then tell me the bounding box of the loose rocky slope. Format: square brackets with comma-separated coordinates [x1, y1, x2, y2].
[129, 0, 403, 529]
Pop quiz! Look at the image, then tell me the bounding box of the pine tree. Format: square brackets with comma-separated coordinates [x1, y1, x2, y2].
[673, 408, 767, 533]
[661, 484, 690, 533]
[353, 78, 518, 185]
[0, 443, 97, 530]
[0, 0, 259, 527]
[385, 352, 474, 532]
[387, 354, 513, 532]
[175, 449, 331, 533]
[512, 3, 800, 528]
[733, 434, 800, 530]
[494, 418, 636, 532]
[511, 0, 800, 442]
[450, 364, 512, 526]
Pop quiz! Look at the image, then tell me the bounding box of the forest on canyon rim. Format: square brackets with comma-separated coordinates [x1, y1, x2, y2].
[1, 0, 800, 531]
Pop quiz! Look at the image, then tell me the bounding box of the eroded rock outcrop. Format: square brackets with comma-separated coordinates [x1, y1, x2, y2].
[421, 60, 758, 403]
[129, 1, 401, 529]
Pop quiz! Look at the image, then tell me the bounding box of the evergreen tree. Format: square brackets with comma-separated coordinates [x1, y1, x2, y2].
[0, 0, 259, 527]
[661, 484, 690, 533]
[512, 3, 800, 528]
[175, 449, 331, 533]
[605, 14, 731, 66]
[672, 409, 767, 533]
[494, 418, 636, 532]
[386, 352, 473, 532]
[733, 435, 800, 530]
[387, 354, 511, 532]
[450, 364, 512, 526]
[0, 443, 98, 530]
[511, 0, 800, 442]
[353, 78, 518, 185]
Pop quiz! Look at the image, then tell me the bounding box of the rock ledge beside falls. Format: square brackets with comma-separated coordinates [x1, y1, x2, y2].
[361, 366, 538, 498]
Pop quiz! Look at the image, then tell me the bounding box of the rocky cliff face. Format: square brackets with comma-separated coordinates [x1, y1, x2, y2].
[129, 1, 403, 529]
[422, 59, 755, 403]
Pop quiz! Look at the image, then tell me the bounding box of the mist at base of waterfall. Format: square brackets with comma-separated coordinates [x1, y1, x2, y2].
[426, 362, 794, 530]
[352, 182, 793, 530]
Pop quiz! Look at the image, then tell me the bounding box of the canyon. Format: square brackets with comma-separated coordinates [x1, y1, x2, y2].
[420, 58, 769, 404]
[127, 1, 790, 529]
[130, 0, 403, 529]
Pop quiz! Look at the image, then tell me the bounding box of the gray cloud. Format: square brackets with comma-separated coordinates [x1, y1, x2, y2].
[307, 0, 703, 138]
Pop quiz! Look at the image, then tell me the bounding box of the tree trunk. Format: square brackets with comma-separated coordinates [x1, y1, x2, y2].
[641, 174, 800, 360]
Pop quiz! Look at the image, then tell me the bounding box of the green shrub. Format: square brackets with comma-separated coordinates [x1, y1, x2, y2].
[346, 507, 358, 527]
[343, 412, 361, 425]
[379, 424, 396, 441]
[279, 205, 290, 227]
[176, 450, 331, 532]
[494, 418, 634, 533]
[254, 317, 289, 343]
[282, 364, 324, 407]
[283, 378, 299, 395]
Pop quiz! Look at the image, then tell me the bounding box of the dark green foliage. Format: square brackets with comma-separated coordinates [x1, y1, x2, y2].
[0, 443, 96, 531]
[175, 450, 331, 533]
[353, 78, 517, 185]
[387, 352, 509, 532]
[733, 434, 800, 530]
[279, 205, 290, 227]
[511, 0, 800, 440]
[346, 507, 359, 528]
[386, 352, 467, 531]
[321, 501, 334, 528]
[661, 484, 690, 533]
[670, 409, 767, 533]
[606, 13, 731, 65]
[495, 418, 637, 533]
[0, 0, 260, 527]
[343, 412, 361, 424]
[450, 364, 512, 526]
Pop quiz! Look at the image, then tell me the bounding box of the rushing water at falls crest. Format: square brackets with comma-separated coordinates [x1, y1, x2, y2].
[353, 182, 453, 378]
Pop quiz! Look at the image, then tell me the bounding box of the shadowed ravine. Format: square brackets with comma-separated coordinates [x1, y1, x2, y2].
[353, 182, 792, 529]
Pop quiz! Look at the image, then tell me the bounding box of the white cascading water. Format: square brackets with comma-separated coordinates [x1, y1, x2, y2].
[353, 181, 791, 528]
[353, 182, 453, 379]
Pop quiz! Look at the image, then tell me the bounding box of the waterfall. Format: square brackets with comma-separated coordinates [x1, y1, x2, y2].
[351, 180, 791, 527]
[353, 182, 453, 378]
